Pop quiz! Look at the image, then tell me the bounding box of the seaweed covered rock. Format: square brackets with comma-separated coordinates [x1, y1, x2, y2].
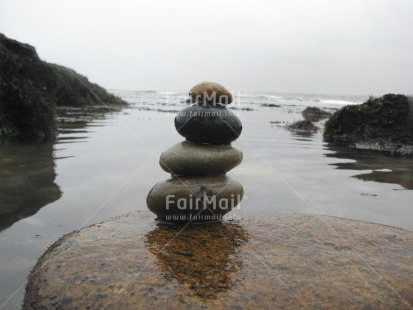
[302, 106, 332, 122]
[0, 34, 58, 139]
[0, 33, 127, 140]
[50, 63, 126, 107]
[324, 94, 413, 148]
[288, 120, 318, 132]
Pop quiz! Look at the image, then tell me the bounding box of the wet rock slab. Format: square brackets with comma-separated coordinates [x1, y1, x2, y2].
[24, 211, 413, 309]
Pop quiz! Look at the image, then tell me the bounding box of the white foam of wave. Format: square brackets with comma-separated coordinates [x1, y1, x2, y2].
[319, 99, 361, 106]
[113, 90, 367, 110]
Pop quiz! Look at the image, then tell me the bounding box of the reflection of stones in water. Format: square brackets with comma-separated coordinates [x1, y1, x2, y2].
[144, 222, 248, 300]
[325, 144, 413, 190]
[0, 142, 62, 231]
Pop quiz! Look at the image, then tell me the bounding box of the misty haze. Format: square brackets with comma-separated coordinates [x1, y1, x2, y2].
[1, 1, 413, 309]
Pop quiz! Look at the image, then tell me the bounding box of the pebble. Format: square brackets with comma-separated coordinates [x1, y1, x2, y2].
[175, 104, 242, 145]
[146, 175, 243, 222]
[160, 141, 243, 175]
[189, 81, 233, 105]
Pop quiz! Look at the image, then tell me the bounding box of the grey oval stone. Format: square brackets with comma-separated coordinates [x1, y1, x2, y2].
[146, 175, 243, 222]
[160, 141, 243, 176]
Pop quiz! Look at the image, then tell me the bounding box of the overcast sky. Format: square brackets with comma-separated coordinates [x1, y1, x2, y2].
[0, 0, 412, 95]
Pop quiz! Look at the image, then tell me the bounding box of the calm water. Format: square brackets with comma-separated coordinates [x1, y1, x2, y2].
[1, 91, 412, 308]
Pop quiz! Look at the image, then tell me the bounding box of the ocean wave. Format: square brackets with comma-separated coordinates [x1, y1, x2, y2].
[318, 99, 361, 106]
[114, 89, 366, 109]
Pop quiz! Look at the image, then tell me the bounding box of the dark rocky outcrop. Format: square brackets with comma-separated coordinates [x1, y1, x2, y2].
[302, 106, 332, 122]
[288, 120, 318, 132]
[324, 94, 413, 148]
[286, 120, 319, 138]
[261, 103, 280, 108]
[0, 34, 58, 139]
[50, 63, 126, 107]
[0, 33, 127, 140]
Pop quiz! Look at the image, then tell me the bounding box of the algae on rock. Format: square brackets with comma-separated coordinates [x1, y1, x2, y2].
[0, 33, 127, 140]
[324, 94, 413, 153]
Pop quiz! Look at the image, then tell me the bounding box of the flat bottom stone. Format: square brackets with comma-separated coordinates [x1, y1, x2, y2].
[24, 211, 413, 309]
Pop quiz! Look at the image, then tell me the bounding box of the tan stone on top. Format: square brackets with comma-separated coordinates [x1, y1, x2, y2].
[189, 82, 233, 105]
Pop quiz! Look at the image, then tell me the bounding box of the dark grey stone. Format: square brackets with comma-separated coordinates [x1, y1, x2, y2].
[175, 104, 242, 145]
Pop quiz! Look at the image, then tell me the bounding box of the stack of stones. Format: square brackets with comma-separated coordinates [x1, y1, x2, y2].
[146, 82, 244, 223]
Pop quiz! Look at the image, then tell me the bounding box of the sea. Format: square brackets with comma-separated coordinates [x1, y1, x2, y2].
[0, 90, 412, 308]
